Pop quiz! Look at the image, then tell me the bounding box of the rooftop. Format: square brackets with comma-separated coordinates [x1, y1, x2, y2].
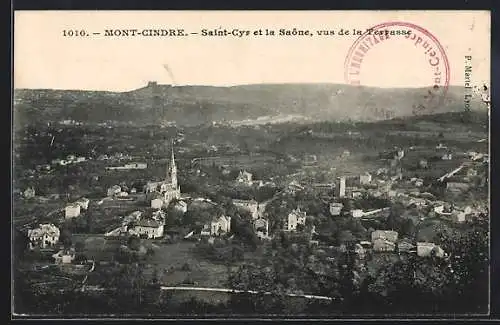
[135, 218, 162, 228]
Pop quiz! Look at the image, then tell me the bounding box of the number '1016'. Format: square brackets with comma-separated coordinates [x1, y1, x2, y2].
[62, 30, 88, 37]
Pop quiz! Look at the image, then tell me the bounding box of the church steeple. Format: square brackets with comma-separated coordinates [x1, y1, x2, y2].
[169, 140, 178, 189]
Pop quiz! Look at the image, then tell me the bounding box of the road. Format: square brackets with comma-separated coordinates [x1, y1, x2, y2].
[60, 284, 341, 301]
[159, 286, 338, 301]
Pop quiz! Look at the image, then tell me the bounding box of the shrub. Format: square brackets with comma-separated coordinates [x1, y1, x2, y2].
[181, 263, 191, 271]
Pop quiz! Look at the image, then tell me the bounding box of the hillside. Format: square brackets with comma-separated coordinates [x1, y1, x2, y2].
[13, 83, 488, 127]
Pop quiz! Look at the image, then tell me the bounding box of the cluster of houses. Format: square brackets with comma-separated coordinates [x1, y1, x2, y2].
[27, 223, 60, 250]
[23, 187, 36, 199]
[26, 223, 77, 264]
[105, 162, 147, 171]
[233, 169, 275, 188]
[368, 230, 446, 258]
[320, 151, 486, 225]
[105, 209, 166, 239]
[200, 215, 232, 237]
[341, 230, 446, 259]
[51, 154, 87, 167]
[106, 185, 134, 198]
[22, 140, 487, 273]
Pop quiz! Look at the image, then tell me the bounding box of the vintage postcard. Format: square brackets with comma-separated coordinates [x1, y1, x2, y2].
[12, 10, 490, 318]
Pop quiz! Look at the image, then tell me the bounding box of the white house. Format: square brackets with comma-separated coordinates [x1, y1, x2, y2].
[75, 197, 90, 210]
[359, 173, 372, 185]
[341, 150, 351, 159]
[65, 204, 81, 219]
[442, 153, 453, 160]
[122, 211, 143, 226]
[373, 239, 396, 252]
[329, 203, 344, 216]
[115, 191, 129, 199]
[127, 162, 147, 169]
[451, 206, 472, 223]
[417, 242, 446, 258]
[434, 204, 452, 215]
[285, 208, 307, 231]
[107, 185, 122, 197]
[254, 218, 270, 239]
[203, 215, 232, 236]
[284, 180, 304, 195]
[233, 199, 259, 219]
[354, 243, 366, 259]
[151, 198, 164, 210]
[52, 248, 76, 264]
[352, 191, 363, 199]
[351, 209, 364, 218]
[132, 218, 164, 239]
[173, 200, 188, 213]
[28, 224, 60, 249]
[236, 170, 253, 185]
[371, 230, 398, 243]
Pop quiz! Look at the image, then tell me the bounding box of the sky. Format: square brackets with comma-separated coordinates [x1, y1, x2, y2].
[14, 10, 490, 91]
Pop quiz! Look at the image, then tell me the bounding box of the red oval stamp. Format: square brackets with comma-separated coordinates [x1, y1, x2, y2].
[344, 22, 450, 116]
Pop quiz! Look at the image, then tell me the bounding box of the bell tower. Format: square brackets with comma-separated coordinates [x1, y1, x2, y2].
[168, 140, 178, 189]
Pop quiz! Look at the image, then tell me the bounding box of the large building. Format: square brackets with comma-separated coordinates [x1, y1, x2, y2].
[254, 218, 270, 239]
[65, 203, 81, 219]
[285, 208, 307, 232]
[129, 210, 166, 239]
[336, 176, 346, 198]
[233, 199, 259, 219]
[28, 224, 60, 249]
[145, 142, 181, 207]
[201, 215, 232, 236]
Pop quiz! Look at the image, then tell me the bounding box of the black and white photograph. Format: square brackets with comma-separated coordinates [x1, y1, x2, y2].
[12, 10, 491, 318]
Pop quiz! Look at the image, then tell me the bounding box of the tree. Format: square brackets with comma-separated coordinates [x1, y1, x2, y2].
[231, 216, 259, 249]
[400, 219, 416, 237]
[338, 230, 355, 246]
[386, 204, 404, 231]
[75, 241, 85, 253]
[59, 227, 72, 249]
[86, 210, 94, 233]
[14, 230, 29, 261]
[127, 235, 141, 251]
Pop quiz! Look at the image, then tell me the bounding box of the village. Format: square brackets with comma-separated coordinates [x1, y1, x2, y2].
[14, 122, 489, 304]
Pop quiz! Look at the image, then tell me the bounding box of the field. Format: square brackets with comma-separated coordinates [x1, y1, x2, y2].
[71, 234, 124, 261]
[147, 241, 233, 288]
[74, 235, 233, 289]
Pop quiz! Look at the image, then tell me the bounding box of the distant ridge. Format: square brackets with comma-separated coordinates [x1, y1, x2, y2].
[13, 82, 488, 126]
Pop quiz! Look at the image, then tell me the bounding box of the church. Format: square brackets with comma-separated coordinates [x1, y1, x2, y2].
[145, 142, 181, 208]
